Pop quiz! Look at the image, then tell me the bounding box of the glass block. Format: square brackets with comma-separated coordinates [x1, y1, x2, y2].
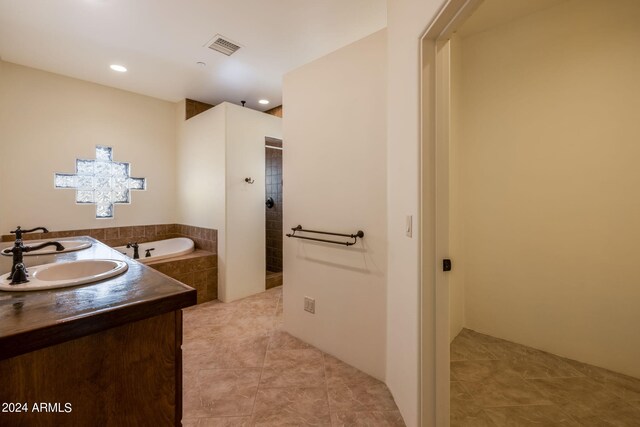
[76, 190, 94, 204]
[94, 161, 111, 176]
[111, 162, 129, 178]
[95, 146, 113, 161]
[54, 174, 77, 188]
[77, 176, 94, 190]
[95, 177, 112, 191]
[128, 177, 146, 190]
[95, 191, 111, 205]
[96, 203, 113, 218]
[112, 188, 130, 203]
[113, 176, 128, 190]
[76, 160, 94, 175]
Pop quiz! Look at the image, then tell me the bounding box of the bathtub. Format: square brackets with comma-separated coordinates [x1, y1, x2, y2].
[115, 237, 195, 264]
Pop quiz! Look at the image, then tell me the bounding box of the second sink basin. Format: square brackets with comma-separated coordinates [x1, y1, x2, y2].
[0, 259, 128, 291]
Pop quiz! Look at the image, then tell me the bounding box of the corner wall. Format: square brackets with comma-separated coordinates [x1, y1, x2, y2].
[176, 102, 282, 302]
[386, 1, 446, 426]
[282, 30, 388, 380]
[225, 103, 282, 301]
[0, 61, 177, 232]
[176, 101, 227, 296]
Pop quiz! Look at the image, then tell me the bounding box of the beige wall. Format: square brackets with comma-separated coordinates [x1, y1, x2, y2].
[0, 61, 177, 232]
[282, 30, 388, 380]
[176, 102, 282, 302]
[454, 0, 640, 378]
[449, 34, 466, 342]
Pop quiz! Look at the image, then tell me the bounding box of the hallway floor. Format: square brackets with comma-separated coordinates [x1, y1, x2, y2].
[451, 328, 640, 426]
[182, 286, 404, 426]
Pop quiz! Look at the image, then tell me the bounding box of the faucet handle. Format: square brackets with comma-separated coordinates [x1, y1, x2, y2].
[10, 226, 23, 240]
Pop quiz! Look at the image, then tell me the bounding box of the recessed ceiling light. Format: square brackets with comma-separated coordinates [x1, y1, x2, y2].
[259, 99, 269, 105]
[196, 61, 206, 67]
[110, 64, 127, 72]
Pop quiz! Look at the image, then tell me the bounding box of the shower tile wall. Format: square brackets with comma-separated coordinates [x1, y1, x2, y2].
[266, 142, 283, 273]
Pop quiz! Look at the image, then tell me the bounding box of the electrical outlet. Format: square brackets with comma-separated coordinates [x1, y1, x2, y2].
[304, 297, 315, 314]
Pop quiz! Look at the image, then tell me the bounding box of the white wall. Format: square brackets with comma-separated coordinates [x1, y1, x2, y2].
[176, 102, 282, 302]
[175, 100, 227, 292]
[0, 61, 177, 232]
[282, 30, 388, 380]
[386, 1, 445, 426]
[225, 103, 282, 302]
[455, 0, 640, 378]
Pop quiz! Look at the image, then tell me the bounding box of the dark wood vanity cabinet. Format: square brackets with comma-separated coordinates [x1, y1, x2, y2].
[0, 237, 196, 426]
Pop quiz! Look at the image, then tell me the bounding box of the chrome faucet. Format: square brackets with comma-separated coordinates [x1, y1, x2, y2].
[7, 241, 65, 285]
[126, 242, 140, 260]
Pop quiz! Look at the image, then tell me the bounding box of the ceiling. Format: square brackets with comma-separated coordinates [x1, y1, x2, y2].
[458, 0, 567, 37]
[0, 0, 386, 110]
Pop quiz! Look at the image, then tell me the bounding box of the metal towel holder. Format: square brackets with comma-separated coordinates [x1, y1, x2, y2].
[286, 225, 364, 247]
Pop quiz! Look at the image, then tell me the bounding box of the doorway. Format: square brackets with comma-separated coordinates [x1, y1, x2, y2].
[265, 137, 283, 289]
[421, 0, 640, 425]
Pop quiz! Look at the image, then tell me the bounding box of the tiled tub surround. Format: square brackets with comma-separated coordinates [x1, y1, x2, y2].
[2, 224, 218, 303]
[182, 286, 405, 426]
[1, 223, 217, 253]
[451, 328, 640, 426]
[148, 251, 217, 303]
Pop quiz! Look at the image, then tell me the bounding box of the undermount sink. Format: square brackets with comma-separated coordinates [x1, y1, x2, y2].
[0, 259, 128, 291]
[1, 239, 92, 256]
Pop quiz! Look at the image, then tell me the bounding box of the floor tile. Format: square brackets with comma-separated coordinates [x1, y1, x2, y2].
[451, 333, 498, 362]
[451, 360, 524, 383]
[184, 335, 269, 370]
[450, 398, 496, 427]
[197, 416, 252, 426]
[182, 286, 403, 425]
[562, 359, 640, 401]
[527, 377, 618, 406]
[507, 352, 584, 380]
[483, 405, 579, 426]
[324, 354, 378, 386]
[185, 368, 261, 417]
[451, 329, 640, 426]
[452, 381, 474, 400]
[559, 399, 640, 426]
[252, 387, 331, 426]
[268, 330, 311, 350]
[260, 349, 325, 388]
[331, 410, 406, 426]
[461, 377, 552, 408]
[327, 380, 398, 412]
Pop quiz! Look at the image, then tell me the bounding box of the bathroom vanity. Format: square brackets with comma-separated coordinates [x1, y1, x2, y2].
[0, 237, 196, 426]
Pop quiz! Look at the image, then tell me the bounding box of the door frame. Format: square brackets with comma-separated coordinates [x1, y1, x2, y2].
[419, 1, 482, 425]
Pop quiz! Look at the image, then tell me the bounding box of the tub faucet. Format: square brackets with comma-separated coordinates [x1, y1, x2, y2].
[126, 242, 140, 260]
[7, 241, 65, 285]
[10, 226, 49, 243]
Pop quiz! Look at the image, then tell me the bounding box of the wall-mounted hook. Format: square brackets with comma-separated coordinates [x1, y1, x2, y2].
[244, 177, 255, 184]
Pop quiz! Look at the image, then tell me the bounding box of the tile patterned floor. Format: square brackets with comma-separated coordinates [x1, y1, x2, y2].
[182, 286, 405, 426]
[451, 328, 640, 426]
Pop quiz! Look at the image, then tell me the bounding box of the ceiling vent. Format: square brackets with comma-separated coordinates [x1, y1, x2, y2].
[206, 34, 241, 56]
